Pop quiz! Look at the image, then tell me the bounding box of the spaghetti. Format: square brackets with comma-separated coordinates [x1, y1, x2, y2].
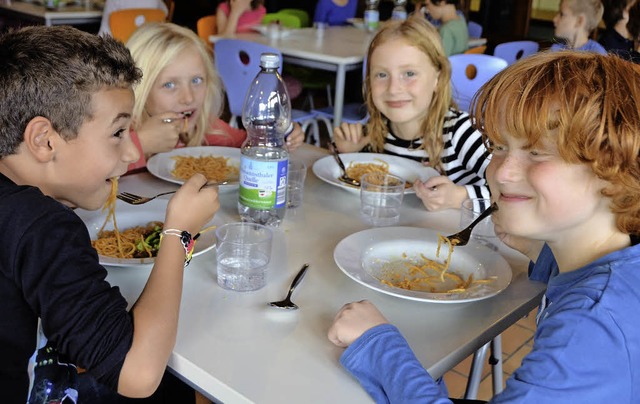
[376, 235, 493, 293]
[345, 159, 390, 183]
[171, 155, 239, 182]
[91, 178, 163, 259]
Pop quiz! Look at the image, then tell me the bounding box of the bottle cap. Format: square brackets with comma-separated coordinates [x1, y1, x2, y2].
[260, 53, 280, 69]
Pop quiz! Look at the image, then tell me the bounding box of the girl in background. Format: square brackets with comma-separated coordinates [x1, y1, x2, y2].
[125, 22, 303, 172]
[551, 0, 607, 54]
[216, 0, 266, 36]
[333, 16, 490, 211]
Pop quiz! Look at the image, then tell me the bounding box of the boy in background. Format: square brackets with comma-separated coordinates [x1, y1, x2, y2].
[551, 0, 607, 53]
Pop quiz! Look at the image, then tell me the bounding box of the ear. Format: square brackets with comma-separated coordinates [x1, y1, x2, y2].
[23, 117, 56, 163]
[575, 13, 586, 29]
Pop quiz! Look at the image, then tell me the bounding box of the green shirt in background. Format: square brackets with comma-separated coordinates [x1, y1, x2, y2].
[439, 17, 469, 56]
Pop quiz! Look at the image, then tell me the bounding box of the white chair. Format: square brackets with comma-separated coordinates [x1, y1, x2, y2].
[213, 39, 319, 142]
[493, 40, 540, 66]
[449, 54, 508, 113]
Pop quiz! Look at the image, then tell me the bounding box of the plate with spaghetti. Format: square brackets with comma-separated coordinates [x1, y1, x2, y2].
[76, 198, 221, 267]
[334, 227, 512, 303]
[147, 146, 240, 192]
[312, 153, 438, 194]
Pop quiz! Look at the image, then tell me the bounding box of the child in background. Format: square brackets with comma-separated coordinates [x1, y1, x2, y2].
[98, 0, 168, 37]
[329, 51, 640, 402]
[216, 0, 266, 36]
[627, 1, 640, 62]
[0, 26, 219, 402]
[598, 0, 636, 59]
[313, 0, 358, 26]
[333, 16, 490, 211]
[423, 0, 468, 56]
[551, 0, 607, 54]
[125, 22, 303, 172]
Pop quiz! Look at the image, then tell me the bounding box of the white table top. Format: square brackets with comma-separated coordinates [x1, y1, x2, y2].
[107, 145, 545, 403]
[212, 26, 374, 68]
[0, 1, 101, 18]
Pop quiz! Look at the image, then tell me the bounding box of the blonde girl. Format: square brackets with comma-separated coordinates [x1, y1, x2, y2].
[333, 16, 490, 211]
[125, 22, 302, 171]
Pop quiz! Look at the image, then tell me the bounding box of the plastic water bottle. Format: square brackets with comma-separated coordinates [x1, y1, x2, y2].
[364, 0, 380, 32]
[391, 0, 407, 21]
[238, 53, 290, 227]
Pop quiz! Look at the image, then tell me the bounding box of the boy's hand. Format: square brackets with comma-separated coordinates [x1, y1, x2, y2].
[414, 176, 468, 211]
[328, 300, 389, 348]
[285, 123, 304, 152]
[136, 113, 182, 156]
[333, 122, 369, 153]
[164, 174, 219, 236]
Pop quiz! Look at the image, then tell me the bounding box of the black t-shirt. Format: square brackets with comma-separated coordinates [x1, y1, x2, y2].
[0, 173, 133, 402]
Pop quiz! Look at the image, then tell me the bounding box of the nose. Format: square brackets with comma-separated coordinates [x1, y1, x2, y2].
[387, 74, 403, 94]
[122, 128, 141, 164]
[489, 153, 522, 184]
[178, 85, 195, 105]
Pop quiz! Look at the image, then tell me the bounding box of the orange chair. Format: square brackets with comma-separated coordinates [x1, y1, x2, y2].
[109, 8, 167, 43]
[197, 14, 217, 43]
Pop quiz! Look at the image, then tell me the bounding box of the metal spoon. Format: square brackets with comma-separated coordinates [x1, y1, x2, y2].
[268, 264, 310, 310]
[328, 142, 361, 187]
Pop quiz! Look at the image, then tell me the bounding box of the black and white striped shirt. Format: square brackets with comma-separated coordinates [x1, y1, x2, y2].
[380, 109, 490, 200]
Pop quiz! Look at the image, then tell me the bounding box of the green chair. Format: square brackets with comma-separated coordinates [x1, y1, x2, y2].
[278, 8, 310, 27]
[262, 13, 302, 28]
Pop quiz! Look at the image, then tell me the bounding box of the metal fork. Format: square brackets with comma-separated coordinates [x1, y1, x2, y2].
[328, 141, 361, 187]
[117, 181, 231, 205]
[446, 202, 498, 246]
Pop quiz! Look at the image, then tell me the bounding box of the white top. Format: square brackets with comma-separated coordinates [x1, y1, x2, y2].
[107, 144, 545, 403]
[98, 0, 167, 36]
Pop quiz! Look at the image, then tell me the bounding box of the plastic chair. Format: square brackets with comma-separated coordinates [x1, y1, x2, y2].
[109, 8, 166, 43]
[278, 8, 310, 27]
[262, 12, 302, 28]
[467, 20, 483, 38]
[464, 45, 487, 54]
[449, 54, 508, 113]
[197, 14, 217, 44]
[213, 39, 319, 142]
[493, 40, 540, 65]
[311, 58, 369, 142]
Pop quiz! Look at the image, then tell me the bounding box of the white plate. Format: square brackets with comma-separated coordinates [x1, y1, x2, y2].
[147, 146, 240, 192]
[312, 153, 438, 194]
[334, 227, 512, 303]
[76, 198, 220, 267]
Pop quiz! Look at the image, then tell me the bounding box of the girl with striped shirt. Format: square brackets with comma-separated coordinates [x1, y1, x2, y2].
[333, 16, 490, 211]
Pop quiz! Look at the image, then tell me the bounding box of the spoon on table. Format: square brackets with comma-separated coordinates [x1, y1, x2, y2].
[269, 264, 310, 310]
[328, 141, 360, 187]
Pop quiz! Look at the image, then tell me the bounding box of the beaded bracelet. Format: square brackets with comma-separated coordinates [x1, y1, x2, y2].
[161, 229, 196, 267]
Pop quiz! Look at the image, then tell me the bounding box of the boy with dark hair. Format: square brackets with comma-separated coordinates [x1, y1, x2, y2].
[0, 25, 219, 402]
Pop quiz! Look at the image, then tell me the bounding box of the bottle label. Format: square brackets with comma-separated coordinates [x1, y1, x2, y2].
[364, 10, 379, 30]
[239, 157, 288, 209]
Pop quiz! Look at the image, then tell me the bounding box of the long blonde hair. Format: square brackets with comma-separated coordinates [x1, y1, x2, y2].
[365, 15, 453, 171]
[126, 22, 224, 147]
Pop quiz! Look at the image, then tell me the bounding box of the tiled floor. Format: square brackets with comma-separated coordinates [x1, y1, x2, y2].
[443, 308, 538, 401]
